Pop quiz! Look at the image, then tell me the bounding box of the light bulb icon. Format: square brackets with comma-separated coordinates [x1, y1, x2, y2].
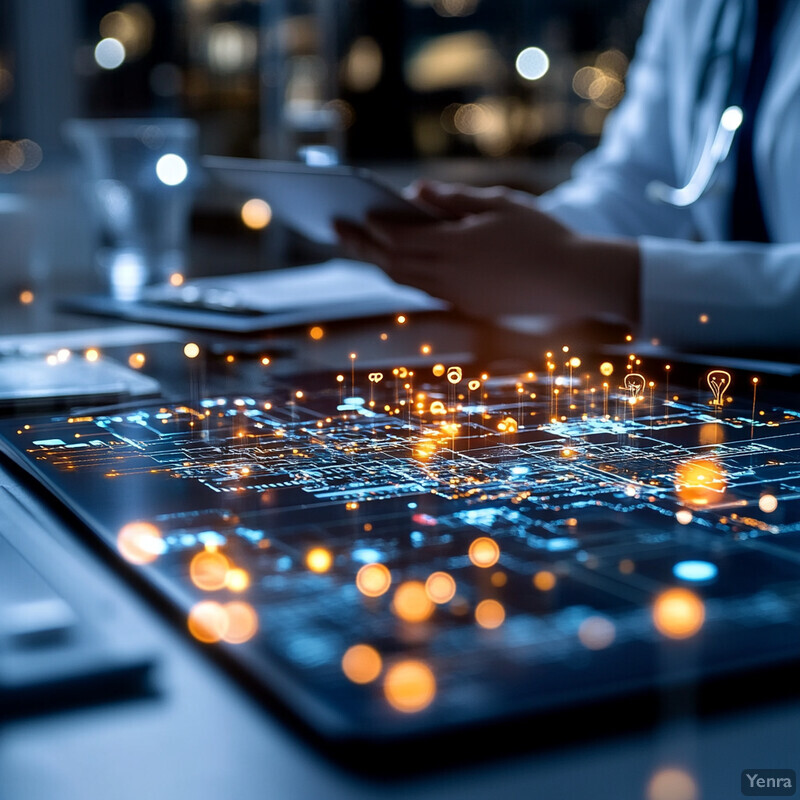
[707, 369, 731, 407]
[623, 373, 646, 400]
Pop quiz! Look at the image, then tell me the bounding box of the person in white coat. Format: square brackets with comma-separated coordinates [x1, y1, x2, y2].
[337, 0, 799, 349]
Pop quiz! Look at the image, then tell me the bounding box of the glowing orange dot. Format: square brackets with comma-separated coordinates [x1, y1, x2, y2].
[85, 348, 100, 362]
[306, 325, 325, 341]
[117, 521, 163, 565]
[260, 356, 271, 366]
[396, 314, 406, 324]
[425, 571, 456, 604]
[599, 361, 614, 377]
[469, 537, 500, 568]
[169, 272, 184, 287]
[699, 313, 709, 324]
[356, 563, 392, 597]
[432, 363, 446, 377]
[392, 580, 434, 622]
[533, 570, 556, 591]
[295, 390, 304, 399]
[674, 459, 727, 506]
[306, 547, 333, 573]
[183, 342, 200, 359]
[420, 344, 431, 355]
[618, 559, 635, 574]
[224, 567, 250, 592]
[188, 601, 228, 644]
[240, 198, 272, 230]
[383, 660, 436, 713]
[19, 289, 34, 304]
[758, 494, 778, 513]
[625, 334, 633, 342]
[490, 570, 507, 587]
[475, 599, 505, 629]
[342, 644, 383, 684]
[190, 550, 230, 591]
[653, 588, 705, 639]
[569, 357, 581, 368]
[225, 354, 235, 363]
[646, 768, 698, 800]
[222, 601, 259, 643]
[336, 374, 345, 383]
[128, 352, 146, 369]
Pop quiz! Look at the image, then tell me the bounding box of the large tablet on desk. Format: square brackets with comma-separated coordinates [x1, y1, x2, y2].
[203, 156, 439, 245]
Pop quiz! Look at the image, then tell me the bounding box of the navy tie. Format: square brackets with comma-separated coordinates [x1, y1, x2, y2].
[729, 0, 785, 243]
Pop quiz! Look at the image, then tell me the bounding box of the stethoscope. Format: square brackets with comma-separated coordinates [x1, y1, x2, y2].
[647, 0, 752, 207]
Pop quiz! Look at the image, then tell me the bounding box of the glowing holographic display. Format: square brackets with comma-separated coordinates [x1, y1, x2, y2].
[623, 372, 646, 399]
[707, 369, 732, 407]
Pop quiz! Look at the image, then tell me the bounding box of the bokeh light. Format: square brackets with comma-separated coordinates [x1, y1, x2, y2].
[577, 615, 616, 649]
[356, 562, 392, 597]
[425, 571, 456, 604]
[188, 601, 228, 644]
[95, 37, 126, 69]
[190, 550, 230, 591]
[515, 46, 549, 80]
[222, 601, 258, 643]
[646, 767, 698, 800]
[306, 547, 333, 573]
[475, 599, 505, 629]
[383, 660, 436, 713]
[117, 521, 164, 565]
[468, 536, 500, 568]
[156, 153, 188, 186]
[653, 588, 705, 639]
[241, 198, 272, 230]
[392, 580, 434, 622]
[533, 570, 557, 591]
[342, 644, 382, 684]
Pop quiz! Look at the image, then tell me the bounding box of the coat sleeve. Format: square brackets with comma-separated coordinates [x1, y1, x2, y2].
[640, 238, 800, 347]
[537, 0, 693, 239]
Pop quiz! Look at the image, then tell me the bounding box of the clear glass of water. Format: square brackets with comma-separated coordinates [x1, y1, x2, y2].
[64, 118, 198, 301]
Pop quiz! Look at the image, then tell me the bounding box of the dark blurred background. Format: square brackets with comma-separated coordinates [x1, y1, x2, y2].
[0, 0, 648, 295]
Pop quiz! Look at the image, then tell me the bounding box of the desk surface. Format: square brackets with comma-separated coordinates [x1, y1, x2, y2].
[1, 300, 799, 799]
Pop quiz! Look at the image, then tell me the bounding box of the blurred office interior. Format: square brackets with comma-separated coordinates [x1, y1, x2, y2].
[0, 0, 646, 308]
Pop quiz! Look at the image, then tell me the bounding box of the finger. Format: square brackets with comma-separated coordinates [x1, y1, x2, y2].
[416, 182, 510, 216]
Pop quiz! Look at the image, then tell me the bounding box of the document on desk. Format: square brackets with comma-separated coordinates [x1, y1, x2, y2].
[66, 260, 449, 333]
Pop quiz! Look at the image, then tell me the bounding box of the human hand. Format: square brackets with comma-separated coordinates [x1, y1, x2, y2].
[336, 180, 639, 323]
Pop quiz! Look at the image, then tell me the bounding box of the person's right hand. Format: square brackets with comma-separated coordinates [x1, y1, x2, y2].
[336, 180, 639, 323]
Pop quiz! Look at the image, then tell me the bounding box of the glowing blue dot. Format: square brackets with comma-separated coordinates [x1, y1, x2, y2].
[407, 502, 417, 509]
[515, 47, 549, 81]
[156, 153, 188, 186]
[94, 38, 126, 70]
[511, 466, 529, 475]
[352, 548, 383, 564]
[673, 560, 718, 582]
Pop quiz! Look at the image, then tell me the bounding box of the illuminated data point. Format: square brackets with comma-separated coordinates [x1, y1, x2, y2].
[706, 369, 732, 407]
[432, 364, 446, 377]
[467, 379, 481, 391]
[623, 372, 646, 399]
[446, 366, 463, 385]
[429, 400, 447, 415]
[367, 372, 384, 384]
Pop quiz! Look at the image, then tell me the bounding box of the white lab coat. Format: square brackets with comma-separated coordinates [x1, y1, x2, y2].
[537, 0, 800, 349]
